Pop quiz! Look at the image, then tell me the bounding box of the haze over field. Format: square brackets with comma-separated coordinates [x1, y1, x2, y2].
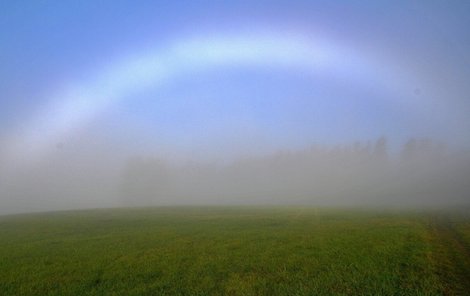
[1, 1, 470, 214]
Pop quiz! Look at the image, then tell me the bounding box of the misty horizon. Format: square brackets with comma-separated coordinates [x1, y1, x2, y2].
[1, 136, 469, 215]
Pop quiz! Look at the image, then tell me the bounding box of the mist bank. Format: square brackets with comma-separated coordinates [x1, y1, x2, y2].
[119, 137, 470, 207]
[1, 137, 469, 215]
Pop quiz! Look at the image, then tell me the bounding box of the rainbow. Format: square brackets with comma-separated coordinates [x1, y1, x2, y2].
[3, 29, 441, 167]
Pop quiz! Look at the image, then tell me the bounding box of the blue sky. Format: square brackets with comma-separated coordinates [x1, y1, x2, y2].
[1, 0, 470, 162]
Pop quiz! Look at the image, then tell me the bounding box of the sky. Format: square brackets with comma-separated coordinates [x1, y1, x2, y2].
[0, 1, 470, 213]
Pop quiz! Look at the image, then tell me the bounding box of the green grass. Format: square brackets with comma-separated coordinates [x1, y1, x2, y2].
[0, 207, 469, 295]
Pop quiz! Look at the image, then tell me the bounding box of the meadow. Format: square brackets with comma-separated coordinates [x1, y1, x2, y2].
[0, 207, 469, 295]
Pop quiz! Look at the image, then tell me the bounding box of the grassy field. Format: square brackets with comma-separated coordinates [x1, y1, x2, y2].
[0, 207, 469, 295]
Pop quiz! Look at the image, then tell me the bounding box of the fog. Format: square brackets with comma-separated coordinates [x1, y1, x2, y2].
[1, 136, 469, 215]
[118, 138, 470, 207]
[1, 1, 470, 214]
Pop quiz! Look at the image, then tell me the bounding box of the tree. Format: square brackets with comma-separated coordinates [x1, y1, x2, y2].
[374, 136, 388, 161]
